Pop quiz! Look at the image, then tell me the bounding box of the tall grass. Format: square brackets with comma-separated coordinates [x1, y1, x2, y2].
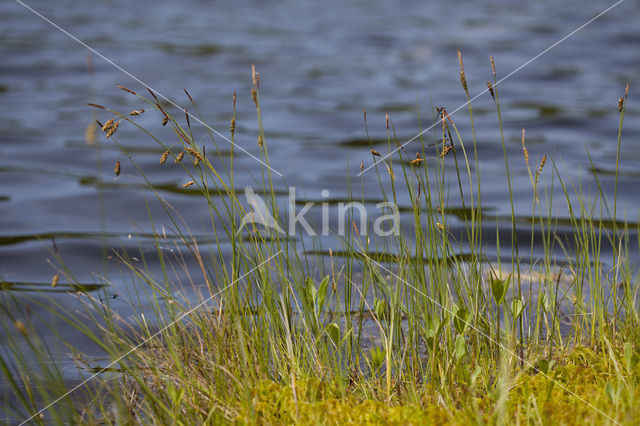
[1, 60, 639, 424]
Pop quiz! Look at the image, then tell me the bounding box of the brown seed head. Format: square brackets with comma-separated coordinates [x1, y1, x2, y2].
[522, 129, 529, 168]
[160, 150, 169, 164]
[256, 72, 260, 89]
[360, 161, 364, 171]
[105, 120, 120, 138]
[194, 157, 200, 167]
[625, 82, 629, 98]
[370, 149, 381, 157]
[183, 180, 195, 188]
[409, 158, 424, 166]
[184, 88, 195, 105]
[618, 97, 624, 112]
[114, 160, 121, 176]
[385, 113, 389, 130]
[175, 151, 185, 163]
[490, 56, 496, 77]
[251, 64, 257, 87]
[386, 164, 395, 181]
[185, 109, 191, 128]
[101, 118, 115, 132]
[251, 87, 258, 107]
[129, 109, 145, 116]
[258, 134, 263, 146]
[233, 91, 237, 112]
[487, 81, 495, 100]
[118, 85, 137, 95]
[230, 117, 236, 135]
[363, 107, 367, 123]
[86, 102, 105, 110]
[440, 145, 454, 158]
[186, 147, 203, 161]
[51, 274, 59, 288]
[536, 154, 547, 181]
[146, 87, 158, 101]
[457, 49, 468, 93]
[162, 116, 169, 126]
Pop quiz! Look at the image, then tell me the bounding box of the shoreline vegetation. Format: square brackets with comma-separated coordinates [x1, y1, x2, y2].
[2, 57, 639, 424]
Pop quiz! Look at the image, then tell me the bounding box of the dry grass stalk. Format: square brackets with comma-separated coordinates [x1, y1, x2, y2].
[175, 151, 185, 163]
[160, 151, 169, 165]
[114, 160, 121, 176]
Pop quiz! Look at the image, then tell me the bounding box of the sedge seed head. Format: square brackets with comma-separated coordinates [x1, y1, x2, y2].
[129, 109, 144, 116]
[162, 116, 169, 126]
[258, 134, 263, 146]
[618, 97, 624, 112]
[105, 120, 120, 138]
[487, 81, 495, 100]
[175, 151, 185, 163]
[625, 82, 629, 98]
[370, 149, 381, 157]
[51, 274, 59, 288]
[101, 118, 114, 132]
[114, 160, 121, 176]
[230, 117, 236, 135]
[183, 180, 195, 188]
[251, 87, 258, 107]
[160, 150, 169, 164]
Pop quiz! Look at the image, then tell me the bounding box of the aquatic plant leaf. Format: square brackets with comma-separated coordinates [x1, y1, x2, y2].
[317, 275, 330, 313]
[511, 298, 524, 319]
[454, 334, 466, 363]
[491, 274, 509, 306]
[327, 323, 340, 346]
[453, 306, 471, 335]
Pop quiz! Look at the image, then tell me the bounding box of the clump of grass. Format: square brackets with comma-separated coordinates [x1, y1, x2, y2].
[1, 61, 639, 425]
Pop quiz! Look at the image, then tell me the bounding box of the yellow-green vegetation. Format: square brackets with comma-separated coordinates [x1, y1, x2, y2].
[1, 58, 638, 425]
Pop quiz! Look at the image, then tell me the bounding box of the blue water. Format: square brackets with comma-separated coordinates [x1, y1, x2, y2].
[1, 0, 639, 418]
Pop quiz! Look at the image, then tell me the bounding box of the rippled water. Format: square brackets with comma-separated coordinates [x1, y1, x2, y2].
[1, 0, 639, 406]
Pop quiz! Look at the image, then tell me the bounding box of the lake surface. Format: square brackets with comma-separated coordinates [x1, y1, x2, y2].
[1, 0, 639, 415]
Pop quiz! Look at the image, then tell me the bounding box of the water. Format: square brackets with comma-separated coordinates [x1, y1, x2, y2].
[1, 0, 639, 415]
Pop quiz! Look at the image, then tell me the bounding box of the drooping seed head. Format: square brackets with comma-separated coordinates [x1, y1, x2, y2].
[536, 154, 547, 182]
[370, 149, 381, 157]
[105, 120, 120, 138]
[101, 118, 115, 132]
[160, 150, 169, 164]
[118, 85, 137, 95]
[175, 151, 185, 163]
[129, 109, 145, 116]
